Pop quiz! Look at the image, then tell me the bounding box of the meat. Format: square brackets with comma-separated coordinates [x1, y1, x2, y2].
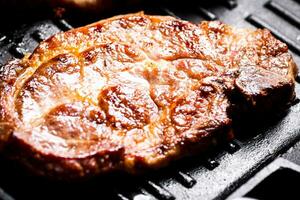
[0, 12, 297, 179]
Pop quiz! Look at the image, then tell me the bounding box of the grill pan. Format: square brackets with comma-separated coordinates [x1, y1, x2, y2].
[0, 0, 300, 199]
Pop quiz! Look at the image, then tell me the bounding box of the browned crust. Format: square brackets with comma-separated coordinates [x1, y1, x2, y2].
[0, 12, 297, 179]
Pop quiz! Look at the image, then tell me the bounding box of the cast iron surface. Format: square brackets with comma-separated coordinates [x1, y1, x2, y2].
[0, 0, 300, 200]
[227, 158, 300, 199]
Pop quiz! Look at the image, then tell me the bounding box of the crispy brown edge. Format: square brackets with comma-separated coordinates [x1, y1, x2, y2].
[0, 13, 297, 179]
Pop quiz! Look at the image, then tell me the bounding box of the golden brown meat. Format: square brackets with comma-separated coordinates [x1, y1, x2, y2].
[0, 12, 297, 179]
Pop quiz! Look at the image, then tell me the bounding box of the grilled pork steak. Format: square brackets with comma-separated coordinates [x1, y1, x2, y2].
[0, 12, 297, 179]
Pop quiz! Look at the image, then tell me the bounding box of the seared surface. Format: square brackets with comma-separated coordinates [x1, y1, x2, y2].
[0, 12, 297, 179]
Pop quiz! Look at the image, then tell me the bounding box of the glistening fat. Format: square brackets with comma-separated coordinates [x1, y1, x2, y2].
[0, 12, 297, 179]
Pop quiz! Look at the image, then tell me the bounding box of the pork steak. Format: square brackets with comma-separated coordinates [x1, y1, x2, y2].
[0, 12, 297, 179]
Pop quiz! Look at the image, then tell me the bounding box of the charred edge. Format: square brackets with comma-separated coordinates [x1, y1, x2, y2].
[197, 7, 218, 20]
[145, 181, 175, 200]
[223, 0, 238, 9]
[175, 171, 196, 188]
[9, 45, 26, 59]
[225, 140, 240, 154]
[265, 0, 300, 28]
[230, 84, 294, 122]
[54, 19, 74, 31]
[246, 14, 300, 55]
[204, 158, 219, 170]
